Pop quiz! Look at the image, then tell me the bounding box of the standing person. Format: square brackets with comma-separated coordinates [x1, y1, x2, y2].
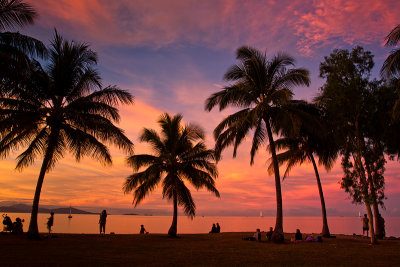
[47, 212, 54, 236]
[362, 214, 369, 237]
[266, 227, 273, 241]
[99, 210, 107, 235]
[216, 223, 221, 233]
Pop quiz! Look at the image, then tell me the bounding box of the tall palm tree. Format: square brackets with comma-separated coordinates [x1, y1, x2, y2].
[205, 46, 310, 242]
[0, 32, 134, 239]
[123, 113, 219, 237]
[267, 106, 338, 237]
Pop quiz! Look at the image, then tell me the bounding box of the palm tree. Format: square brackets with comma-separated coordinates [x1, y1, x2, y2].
[205, 46, 310, 242]
[266, 104, 338, 237]
[123, 113, 219, 237]
[0, 31, 134, 239]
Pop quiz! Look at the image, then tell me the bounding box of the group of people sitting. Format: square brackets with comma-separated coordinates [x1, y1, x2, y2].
[243, 227, 274, 241]
[292, 229, 322, 243]
[2, 214, 24, 235]
[209, 223, 221, 233]
[242, 227, 323, 242]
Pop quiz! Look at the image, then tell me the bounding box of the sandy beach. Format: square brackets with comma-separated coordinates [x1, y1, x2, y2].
[1, 233, 399, 266]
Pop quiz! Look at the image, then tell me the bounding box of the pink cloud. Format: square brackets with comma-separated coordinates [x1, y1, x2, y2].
[30, 0, 399, 55]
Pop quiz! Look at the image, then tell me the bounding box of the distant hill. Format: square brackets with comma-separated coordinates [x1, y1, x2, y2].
[0, 204, 94, 214]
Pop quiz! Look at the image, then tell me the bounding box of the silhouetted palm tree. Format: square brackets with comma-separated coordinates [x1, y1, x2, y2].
[205, 46, 310, 242]
[0, 32, 134, 239]
[123, 113, 219, 237]
[267, 104, 338, 237]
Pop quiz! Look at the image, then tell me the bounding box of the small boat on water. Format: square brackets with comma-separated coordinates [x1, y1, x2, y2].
[260, 211, 263, 217]
[68, 206, 72, 219]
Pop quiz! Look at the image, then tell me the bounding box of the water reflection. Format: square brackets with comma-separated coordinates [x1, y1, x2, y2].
[3, 213, 400, 237]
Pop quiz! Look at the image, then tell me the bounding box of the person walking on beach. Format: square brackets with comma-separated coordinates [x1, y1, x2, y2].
[362, 214, 369, 237]
[99, 210, 107, 235]
[47, 212, 54, 236]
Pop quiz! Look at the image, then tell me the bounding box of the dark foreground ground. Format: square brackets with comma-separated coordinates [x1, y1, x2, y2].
[1, 232, 399, 266]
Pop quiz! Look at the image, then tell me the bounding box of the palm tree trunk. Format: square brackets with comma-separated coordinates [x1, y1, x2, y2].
[265, 119, 284, 243]
[27, 129, 58, 239]
[309, 154, 330, 237]
[168, 191, 178, 237]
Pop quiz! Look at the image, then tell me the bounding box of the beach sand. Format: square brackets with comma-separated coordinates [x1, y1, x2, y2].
[1, 232, 399, 266]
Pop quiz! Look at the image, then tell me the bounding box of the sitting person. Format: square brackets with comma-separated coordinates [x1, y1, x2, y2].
[140, 224, 148, 234]
[243, 229, 261, 241]
[216, 223, 220, 233]
[305, 234, 315, 242]
[12, 218, 24, 235]
[266, 227, 273, 241]
[295, 229, 303, 241]
[209, 223, 217, 233]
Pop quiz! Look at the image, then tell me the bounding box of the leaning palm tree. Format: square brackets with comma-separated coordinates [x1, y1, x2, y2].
[0, 31, 134, 239]
[123, 113, 219, 237]
[267, 107, 338, 237]
[205, 46, 310, 242]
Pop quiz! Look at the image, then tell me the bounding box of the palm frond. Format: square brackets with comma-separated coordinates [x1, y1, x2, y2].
[0, 0, 36, 31]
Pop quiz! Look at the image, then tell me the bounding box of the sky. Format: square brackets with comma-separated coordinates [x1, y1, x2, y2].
[1, 0, 400, 217]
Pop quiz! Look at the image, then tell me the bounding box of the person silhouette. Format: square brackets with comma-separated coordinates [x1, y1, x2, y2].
[47, 212, 54, 236]
[362, 214, 369, 237]
[209, 223, 217, 233]
[216, 223, 220, 233]
[99, 210, 107, 235]
[140, 224, 148, 234]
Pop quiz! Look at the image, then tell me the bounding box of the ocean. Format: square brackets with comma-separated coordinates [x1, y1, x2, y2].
[3, 213, 400, 237]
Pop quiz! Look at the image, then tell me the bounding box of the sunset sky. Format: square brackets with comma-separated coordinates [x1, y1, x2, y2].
[1, 0, 400, 217]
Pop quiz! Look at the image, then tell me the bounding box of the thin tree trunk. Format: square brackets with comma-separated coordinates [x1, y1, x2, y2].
[168, 191, 178, 237]
[365, 202, 376, 244]
[365, 162, 384, 239]
[27, 130, 58, 239]
[265, 119, 284, 243]
[310, 154, 330, 237]
[354, 120, 376, 244]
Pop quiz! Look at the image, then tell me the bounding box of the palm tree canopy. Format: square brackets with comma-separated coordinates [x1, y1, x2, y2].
[123, 113, 219, 218]
[382, 24, 400, 78]
[266, 104, 338, 178]
[0, 31, 134, 171]
[0, 0, 36, 31]
[205, 46, 310, 163]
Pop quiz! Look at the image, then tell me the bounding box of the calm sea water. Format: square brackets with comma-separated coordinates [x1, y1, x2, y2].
[3, 213, 400, 237]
